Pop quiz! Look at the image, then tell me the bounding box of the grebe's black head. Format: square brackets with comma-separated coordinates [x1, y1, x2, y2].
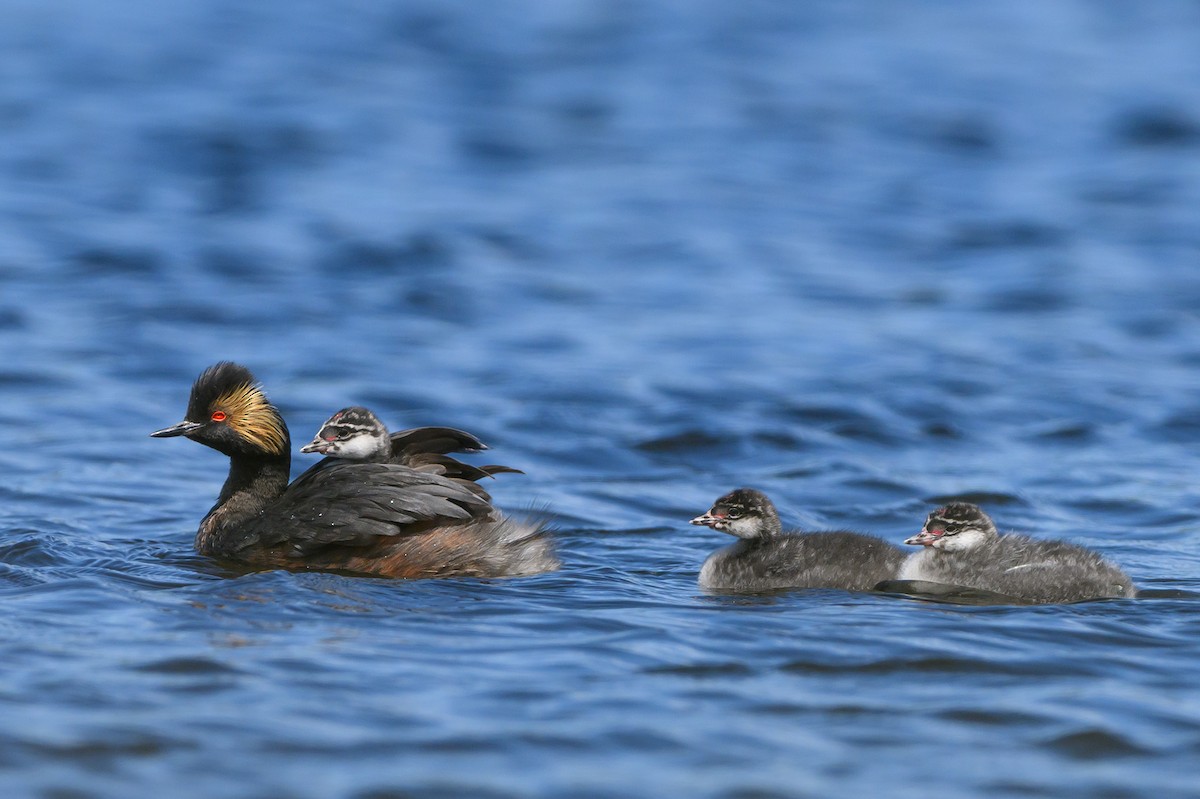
[906, 501, 998, 550]
[151, 362, 289, 459]
[690, 487, 782, 539]
[300, 406, 390, 459]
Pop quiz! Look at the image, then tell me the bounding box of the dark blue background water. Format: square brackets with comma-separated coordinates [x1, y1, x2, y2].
[3, 1, 1200, 796]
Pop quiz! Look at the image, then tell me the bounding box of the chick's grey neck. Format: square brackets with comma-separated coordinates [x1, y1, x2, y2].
[752, 503, 784, 539]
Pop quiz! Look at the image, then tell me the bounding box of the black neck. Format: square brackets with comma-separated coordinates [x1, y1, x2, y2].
[198, 448, 291, 554]
[216, 450, 291, 507]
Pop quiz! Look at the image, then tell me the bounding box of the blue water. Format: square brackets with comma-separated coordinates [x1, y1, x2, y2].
[4, 1, 1200, 796]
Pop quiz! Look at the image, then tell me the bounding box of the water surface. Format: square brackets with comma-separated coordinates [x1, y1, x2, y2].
[3, 1, 1200, 797]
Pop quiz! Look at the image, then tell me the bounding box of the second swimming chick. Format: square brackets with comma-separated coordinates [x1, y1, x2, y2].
[690, 488, 904, 592]
[898, 502, 1134, 603]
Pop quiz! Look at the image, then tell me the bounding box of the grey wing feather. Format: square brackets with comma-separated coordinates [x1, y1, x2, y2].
[236, 461, 494, 555]
[387, 427, 524, 498]
[389, 426, 487, 458]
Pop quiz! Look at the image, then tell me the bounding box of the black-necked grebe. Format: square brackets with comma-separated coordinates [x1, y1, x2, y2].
[299, 405, 519, 484]
[898, 502, 1134, 603]
[690, 488, 904, 592]
[150, 362, 557, 578]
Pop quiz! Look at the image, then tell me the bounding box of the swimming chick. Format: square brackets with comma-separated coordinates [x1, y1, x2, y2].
[690, 488, 904, 592]
[897, 502, 1133, 603]
[299, 405, 520, 484]
[150, 362, 558, 579]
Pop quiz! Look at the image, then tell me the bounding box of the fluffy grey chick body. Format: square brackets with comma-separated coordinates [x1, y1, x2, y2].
[899, 502, 1133, 603]
[690, 488, 904, 592]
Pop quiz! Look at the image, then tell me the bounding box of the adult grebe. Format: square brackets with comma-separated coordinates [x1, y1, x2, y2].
[151, 362, 557, 578]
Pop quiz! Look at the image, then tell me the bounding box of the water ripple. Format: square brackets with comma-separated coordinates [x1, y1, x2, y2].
[4, 2, 1200, 798]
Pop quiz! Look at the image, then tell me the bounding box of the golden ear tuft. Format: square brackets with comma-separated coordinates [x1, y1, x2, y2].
[214, 383, 288, 456]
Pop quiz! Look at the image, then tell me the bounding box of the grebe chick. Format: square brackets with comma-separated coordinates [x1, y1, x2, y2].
[898, 502, 1133, 603]
[299, 406, 520, 485]
[690, 488, 904, 592]
[151, 362, 557, 579]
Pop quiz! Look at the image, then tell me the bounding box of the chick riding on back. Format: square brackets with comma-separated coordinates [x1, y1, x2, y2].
[300, 405, 520, 487]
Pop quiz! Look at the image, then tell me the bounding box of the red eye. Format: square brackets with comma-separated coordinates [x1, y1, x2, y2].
[211, 411, 227, 422]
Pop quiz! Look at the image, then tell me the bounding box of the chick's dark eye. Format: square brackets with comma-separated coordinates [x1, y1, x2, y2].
[725, 509, 743, 519]
[943, 524, 960, 534]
